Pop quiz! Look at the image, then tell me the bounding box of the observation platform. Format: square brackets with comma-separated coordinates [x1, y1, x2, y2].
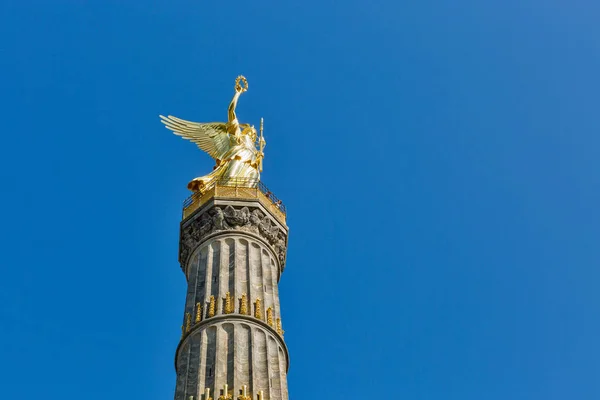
[182, 178, 286, 223]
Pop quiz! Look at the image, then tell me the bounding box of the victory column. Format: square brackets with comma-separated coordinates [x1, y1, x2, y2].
[161, 76, 290, 400]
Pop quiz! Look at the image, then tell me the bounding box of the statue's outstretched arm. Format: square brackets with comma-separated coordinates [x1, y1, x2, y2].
[228, 76, 248, 128]
[228, 90, 242, 124]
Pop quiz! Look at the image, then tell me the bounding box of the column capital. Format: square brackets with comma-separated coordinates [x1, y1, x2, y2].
[179, 200, 288, 275]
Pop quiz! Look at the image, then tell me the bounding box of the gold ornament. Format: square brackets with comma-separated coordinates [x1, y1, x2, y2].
[218, 384, 233, 400]
[254, 299, 262, 320]
[240, 294, 248, 315]
[208, 296, 216, 318]
[237, 385, 251, 400]
[266, 307, 273, 327]
[195, 302, 202, 323]
[225, 292, 234, 314]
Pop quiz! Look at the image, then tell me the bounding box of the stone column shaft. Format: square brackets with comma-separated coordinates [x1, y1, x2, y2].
[175, 199, 288, 400]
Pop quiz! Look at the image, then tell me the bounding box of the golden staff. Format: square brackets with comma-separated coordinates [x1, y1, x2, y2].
[258, 117, 265, 172]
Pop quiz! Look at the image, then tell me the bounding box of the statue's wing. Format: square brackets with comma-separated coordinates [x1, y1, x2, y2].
[160, 115, 231, 160]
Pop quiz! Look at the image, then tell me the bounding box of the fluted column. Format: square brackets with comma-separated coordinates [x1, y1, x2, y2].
[175, 200, 288, 400]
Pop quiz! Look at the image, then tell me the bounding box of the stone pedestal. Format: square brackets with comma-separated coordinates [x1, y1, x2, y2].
[174, 187, 289, 400]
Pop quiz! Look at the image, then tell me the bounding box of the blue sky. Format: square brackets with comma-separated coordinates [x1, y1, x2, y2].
[1, 1, 599, 399]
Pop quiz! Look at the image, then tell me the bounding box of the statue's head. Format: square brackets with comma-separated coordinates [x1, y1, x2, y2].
[241, 125, 257, 142]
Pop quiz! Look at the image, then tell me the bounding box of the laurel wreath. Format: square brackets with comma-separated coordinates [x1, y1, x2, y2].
[235, 75, 248, 93]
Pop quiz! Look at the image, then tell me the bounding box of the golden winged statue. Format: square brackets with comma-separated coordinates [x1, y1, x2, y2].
[160, 76, 266, 193]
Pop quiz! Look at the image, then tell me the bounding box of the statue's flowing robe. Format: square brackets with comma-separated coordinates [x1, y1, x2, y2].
[188, 134, 261, 192]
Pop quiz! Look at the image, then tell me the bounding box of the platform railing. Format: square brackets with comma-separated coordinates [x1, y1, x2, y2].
[182, 178, 286, 222]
